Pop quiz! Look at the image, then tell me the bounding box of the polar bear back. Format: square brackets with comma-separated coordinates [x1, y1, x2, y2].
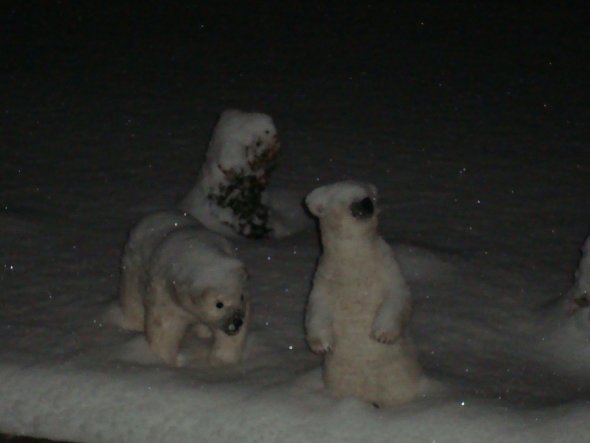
[148, 227, 243, 295]
[123, 211, 199, 270]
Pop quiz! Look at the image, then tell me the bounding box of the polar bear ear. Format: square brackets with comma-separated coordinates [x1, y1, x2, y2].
[305, 189, 325, 217]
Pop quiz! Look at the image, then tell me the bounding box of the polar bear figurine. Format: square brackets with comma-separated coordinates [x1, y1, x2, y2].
[304, 181, 422, 407]
[119, 210, 250, 367]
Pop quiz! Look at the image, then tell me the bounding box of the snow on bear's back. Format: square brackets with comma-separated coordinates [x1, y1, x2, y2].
[125, 211, 199, 266]
[127, 212, 197, 245]
[207, 109, 278, 170]
[148, 227, 243, 294]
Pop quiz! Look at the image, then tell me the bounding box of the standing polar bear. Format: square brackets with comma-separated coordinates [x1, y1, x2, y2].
[305, 181, 422, 407]
[119, 210, 250, 367]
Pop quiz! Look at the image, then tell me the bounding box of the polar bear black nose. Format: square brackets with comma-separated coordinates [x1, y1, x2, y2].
[350, 197, 374, 219]
[224, 310, 244, 335]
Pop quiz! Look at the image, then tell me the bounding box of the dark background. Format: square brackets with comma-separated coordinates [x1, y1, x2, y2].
[4, 1, 588, 155]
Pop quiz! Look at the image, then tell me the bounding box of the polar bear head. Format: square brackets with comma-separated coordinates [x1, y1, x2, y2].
[178, 261, 249, 336]
[305, 181, 379, 244]
[199, 284, 248, 336]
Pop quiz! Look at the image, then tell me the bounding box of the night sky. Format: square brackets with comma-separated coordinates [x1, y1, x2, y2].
[3, 2, 588, 159]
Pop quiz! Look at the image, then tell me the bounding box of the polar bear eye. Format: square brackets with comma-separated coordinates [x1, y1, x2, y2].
[350, 197, 374, 219]
[216, 302, 224, 309]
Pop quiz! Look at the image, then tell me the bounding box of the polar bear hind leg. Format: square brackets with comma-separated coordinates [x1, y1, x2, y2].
[324, 342, 421, 407]
[144, 280, 190, 366]
[371, 343, 421, 407]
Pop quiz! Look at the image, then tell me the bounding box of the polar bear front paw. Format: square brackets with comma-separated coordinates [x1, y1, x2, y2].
[306, 335, 333, 354]
[371, 325, 402, 344]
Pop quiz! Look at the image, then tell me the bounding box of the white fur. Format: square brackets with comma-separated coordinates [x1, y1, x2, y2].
[305, 181, 422, 407]
[119, 210, 250, 367]
[179, 109, 282, 238]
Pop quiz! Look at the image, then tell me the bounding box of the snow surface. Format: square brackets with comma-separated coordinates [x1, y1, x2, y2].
[2, 3, 590, 442]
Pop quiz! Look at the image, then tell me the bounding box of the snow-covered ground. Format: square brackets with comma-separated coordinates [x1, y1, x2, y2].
[2, 3, 589, 442]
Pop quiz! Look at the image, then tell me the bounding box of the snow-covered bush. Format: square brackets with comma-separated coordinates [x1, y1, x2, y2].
[179, 110, 280, 239]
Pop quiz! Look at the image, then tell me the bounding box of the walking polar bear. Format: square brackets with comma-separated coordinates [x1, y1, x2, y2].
[119, 210, 250, 367]
[305, 181, 422, 407]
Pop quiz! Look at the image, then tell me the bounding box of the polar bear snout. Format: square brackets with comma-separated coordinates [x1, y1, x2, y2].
[350, 197, 374, 219]
[223, 309, 245, 335]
